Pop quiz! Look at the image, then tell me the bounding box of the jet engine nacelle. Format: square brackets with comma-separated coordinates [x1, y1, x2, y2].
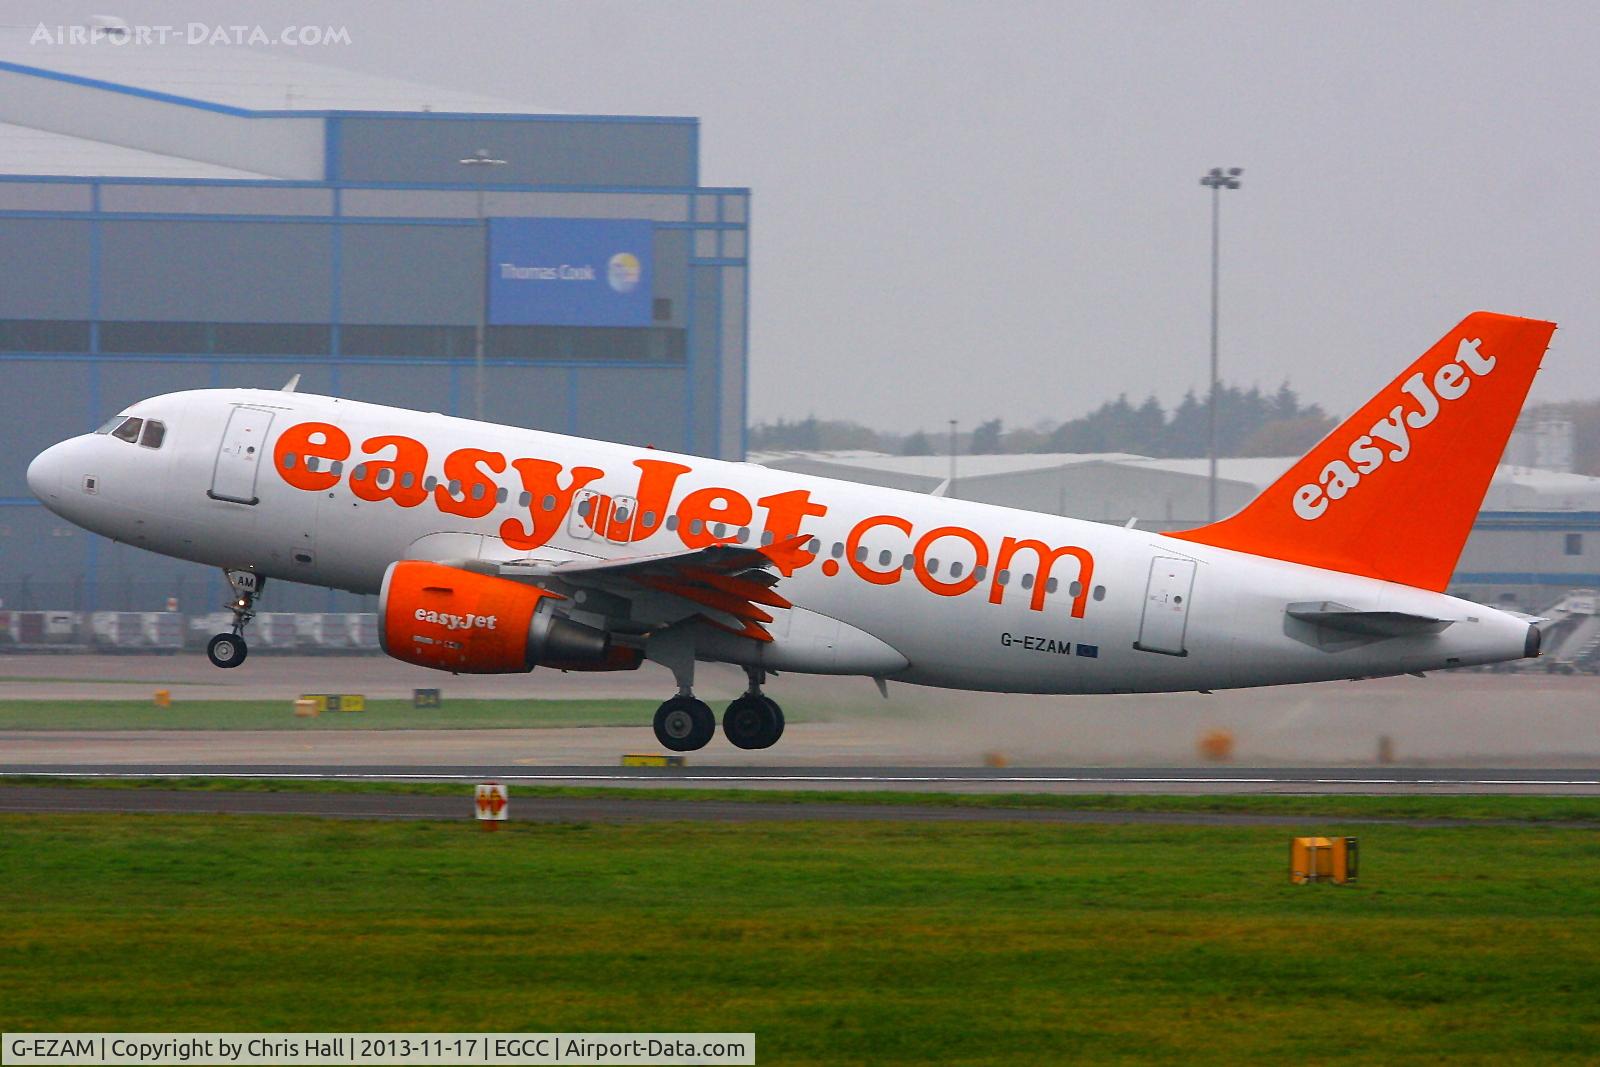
[378, 560, 640, 673]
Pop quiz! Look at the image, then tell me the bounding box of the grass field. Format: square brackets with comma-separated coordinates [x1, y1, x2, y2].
[0, 697, 665, 730]
[7, 774, 1600, 825]
[3, 801, 1599, 1063]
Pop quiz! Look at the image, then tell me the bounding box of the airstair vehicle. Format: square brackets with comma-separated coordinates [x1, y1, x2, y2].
[1538, 590, 1600, 674]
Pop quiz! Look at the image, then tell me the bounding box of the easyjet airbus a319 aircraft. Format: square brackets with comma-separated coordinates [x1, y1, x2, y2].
[28, 312, 1554, 751]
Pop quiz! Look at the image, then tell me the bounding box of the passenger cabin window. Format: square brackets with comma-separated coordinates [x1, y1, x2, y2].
[110, 417, 143, 443]
[139, 421, 165, 449]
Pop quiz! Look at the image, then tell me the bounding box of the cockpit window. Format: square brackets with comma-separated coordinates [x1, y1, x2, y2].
[110, 417, 143, 443]
[95, 415, 127, 434]
[140, 421, 165, 449]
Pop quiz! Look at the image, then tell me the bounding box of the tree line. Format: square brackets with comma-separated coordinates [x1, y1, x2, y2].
[750, 382, 1336, 459]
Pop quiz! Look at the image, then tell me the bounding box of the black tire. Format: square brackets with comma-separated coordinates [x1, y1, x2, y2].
[206, 632, 247, 669]
[654, 696, 716, 752]
[723, 694, 782, 750]
[763, 696, 785, 744]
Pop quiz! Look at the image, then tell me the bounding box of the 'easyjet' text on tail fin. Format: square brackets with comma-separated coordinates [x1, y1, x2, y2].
[1168, 311, 1557, 591]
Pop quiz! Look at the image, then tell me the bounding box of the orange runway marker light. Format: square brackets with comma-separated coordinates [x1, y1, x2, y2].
[1197, 728, 1235, 762]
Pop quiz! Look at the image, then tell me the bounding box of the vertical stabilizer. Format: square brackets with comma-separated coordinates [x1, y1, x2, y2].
[1168, 312, 1556, 591]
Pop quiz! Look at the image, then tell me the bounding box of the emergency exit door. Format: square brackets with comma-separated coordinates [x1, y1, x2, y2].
[1135, 556, 1196, 656]
[208, 406, 275, 505]
[568, 491, 638, 543]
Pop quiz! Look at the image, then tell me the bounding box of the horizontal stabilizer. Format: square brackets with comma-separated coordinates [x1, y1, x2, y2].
[1502, 609, 1550, 626]
[1286, 601, 1454, 638]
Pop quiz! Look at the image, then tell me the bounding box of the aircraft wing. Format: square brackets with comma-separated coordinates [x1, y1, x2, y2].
[488, 534, 813, 642]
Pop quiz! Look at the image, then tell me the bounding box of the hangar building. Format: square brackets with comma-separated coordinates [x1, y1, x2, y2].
[753, 450, 1600, 612]
[0, 31, 748, 611]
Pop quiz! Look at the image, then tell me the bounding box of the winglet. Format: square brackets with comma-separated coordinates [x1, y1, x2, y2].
[1168, 312, 1556, 591]
[759, 533, 815, 578]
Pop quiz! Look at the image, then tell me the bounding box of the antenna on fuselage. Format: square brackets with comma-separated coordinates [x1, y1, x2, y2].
[280, 374, 301, 393]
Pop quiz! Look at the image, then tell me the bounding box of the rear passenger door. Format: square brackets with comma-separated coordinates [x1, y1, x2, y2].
[1134, 557, 1196, 656]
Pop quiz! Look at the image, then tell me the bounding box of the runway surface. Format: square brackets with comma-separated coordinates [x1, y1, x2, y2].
[6, 765, 1600, 794]
[3, 784, 1593, 825]
[3, 656, 1598, 793]
[4, 656, 1599, 769]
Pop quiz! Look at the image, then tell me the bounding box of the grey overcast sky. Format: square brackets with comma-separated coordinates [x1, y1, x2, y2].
[15, 1, 1600, 432]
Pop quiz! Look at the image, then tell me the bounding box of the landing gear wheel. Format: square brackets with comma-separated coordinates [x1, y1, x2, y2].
[211, 568, 260, 670]
[724, 693, 784, 750]
[763, 696, 785, 744]
[654, 695, 716, 752]
[207, 632, 248, 669]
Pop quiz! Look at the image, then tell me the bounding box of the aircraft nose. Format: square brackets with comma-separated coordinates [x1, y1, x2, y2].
[26, 441, 66, 502]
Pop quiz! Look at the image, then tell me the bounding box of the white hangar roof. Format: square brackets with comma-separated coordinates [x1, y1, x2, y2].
[751, 451, 1600, 514]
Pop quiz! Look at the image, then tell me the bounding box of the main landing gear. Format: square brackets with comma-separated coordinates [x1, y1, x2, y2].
[653, 695, 716, 752]
[207, 569, 260, 670]
[723, 679, 785, 751]
[650, 666, 785, 752]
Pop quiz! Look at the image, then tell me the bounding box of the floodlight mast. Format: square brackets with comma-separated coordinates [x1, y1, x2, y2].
[460, 148, 509, 423]
[1199, 166, 1242, 522]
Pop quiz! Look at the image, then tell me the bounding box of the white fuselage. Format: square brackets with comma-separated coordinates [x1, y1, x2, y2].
[27, 389, 1534, 693]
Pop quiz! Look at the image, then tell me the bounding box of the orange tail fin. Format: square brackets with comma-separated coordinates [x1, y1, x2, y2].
[1167, 311, 1556, 591]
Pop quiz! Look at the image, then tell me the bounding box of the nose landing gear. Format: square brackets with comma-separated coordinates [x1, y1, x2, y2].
[206, 631, 247, 668]
[207, 569, 260, 670]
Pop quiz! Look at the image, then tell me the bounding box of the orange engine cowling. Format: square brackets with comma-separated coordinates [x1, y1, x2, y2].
[378, 560, 641, 674]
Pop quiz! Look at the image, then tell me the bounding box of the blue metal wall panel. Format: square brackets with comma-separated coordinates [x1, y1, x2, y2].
[0, 505, 95, 610]
[4, 362, 91, 497]
[95, 361, 216, 419]
[0, 218, 92, 317]
[689, 264, 721, 457]
[339, 223, 481, 325]
[337, 363, 455, 414]
[575, 366, 690, 452]
[334, 117, 696, 187]
[99, 220, 334, 322]
[477, 365, 571, 433]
